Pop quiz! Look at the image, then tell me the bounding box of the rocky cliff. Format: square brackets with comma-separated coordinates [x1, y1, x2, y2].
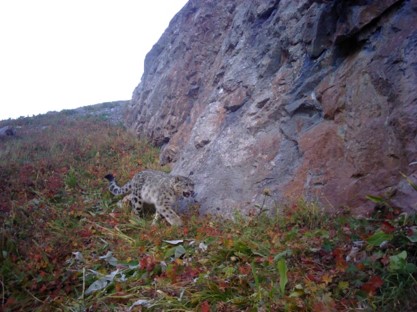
[126, 0, 417, 216]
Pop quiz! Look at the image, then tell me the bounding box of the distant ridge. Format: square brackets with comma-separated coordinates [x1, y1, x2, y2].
[1, 100, 129, 125]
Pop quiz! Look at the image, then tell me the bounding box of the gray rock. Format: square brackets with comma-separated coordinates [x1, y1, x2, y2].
[126, 0, 417, 215]
[0, 126, 15, 137]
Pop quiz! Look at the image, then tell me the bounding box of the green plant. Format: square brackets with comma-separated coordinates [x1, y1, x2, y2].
[277, 258, 288, 295]
[64, 167, 78, 189]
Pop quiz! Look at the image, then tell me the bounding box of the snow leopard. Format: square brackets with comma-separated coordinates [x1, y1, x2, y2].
[104, 170, 195, 226]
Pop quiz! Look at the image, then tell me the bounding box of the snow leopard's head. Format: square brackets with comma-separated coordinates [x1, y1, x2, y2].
[173, 176, 195, 198]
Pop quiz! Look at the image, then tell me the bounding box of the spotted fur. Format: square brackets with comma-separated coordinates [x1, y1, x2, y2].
[104, 170, 194, 226]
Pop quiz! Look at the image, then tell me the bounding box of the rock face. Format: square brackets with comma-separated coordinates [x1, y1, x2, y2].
[126, 0, 417, 216]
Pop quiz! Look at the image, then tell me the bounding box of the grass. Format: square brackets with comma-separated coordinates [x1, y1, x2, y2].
[1, 111, 417, 311]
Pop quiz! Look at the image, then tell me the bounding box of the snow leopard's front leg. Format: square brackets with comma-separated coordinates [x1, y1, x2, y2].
[154, 196, 183, 226]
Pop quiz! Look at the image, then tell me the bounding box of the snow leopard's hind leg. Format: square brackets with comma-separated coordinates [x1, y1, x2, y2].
[130, 191, 146, 218]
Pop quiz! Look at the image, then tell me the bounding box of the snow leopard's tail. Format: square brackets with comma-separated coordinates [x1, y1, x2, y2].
[104, 174, 132, 195]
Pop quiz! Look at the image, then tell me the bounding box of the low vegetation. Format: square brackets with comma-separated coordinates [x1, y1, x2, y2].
[1, 111, 416, 311]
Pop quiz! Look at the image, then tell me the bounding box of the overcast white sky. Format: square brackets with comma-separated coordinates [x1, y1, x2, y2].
[0, 0, 188, 120]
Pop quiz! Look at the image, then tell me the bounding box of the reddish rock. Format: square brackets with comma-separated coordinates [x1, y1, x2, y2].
[126, 0, 417, 215]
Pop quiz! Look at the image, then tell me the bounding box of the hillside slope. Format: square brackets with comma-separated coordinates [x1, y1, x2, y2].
[1, 109, 417, 311]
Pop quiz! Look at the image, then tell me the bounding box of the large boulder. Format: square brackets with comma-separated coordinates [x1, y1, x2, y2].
[0, 126, 15, 137]
[126, 0, 417, 216]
